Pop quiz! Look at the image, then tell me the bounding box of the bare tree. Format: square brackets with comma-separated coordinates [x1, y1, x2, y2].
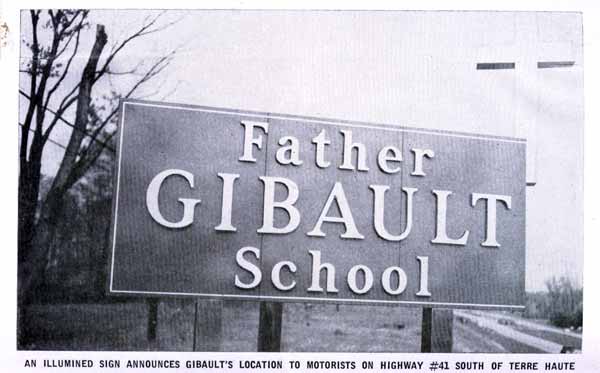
[18, 10, 179, 343]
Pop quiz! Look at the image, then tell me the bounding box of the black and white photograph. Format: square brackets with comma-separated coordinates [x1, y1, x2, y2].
[6, 3, 597, 369]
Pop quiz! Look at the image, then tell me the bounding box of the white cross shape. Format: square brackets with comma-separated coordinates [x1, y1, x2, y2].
[475, 13, 579, 186]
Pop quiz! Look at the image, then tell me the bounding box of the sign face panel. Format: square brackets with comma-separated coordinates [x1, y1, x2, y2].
[109, 100, 526, 309]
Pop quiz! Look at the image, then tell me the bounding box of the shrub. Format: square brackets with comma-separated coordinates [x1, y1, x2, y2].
[545, 276, 583, 329]
[524, 276, 583, 329]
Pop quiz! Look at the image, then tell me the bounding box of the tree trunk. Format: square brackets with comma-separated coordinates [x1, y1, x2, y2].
[17, 142, 45, 349]
[18, 158, 42, 268]
[17, 25, 108, 348]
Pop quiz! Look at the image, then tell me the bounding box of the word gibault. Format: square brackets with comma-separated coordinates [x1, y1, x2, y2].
[144, 121, 513, 298]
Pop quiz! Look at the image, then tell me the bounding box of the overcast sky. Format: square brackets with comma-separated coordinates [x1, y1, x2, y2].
[24, 10, 583, 291]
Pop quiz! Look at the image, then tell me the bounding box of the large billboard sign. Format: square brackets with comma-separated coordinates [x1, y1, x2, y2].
[108, 100, 526, 309]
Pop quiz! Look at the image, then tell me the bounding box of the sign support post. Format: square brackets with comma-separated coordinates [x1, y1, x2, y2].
[147, 298, 158, 343]
[421, 307, 453, 352]
[193, 299, 223, 351]
[257, 302, 283, 352]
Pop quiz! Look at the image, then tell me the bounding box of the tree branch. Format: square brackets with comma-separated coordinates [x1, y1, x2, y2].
[77, 49, 175, 164]
[53, 11, 85, 59]
[32, 11, 67, 151]
[40, 94, 78, 144]
[20, 11, 41, 167]
[66, 130, 117, 191]
[93, 11, 176, 84]
[49, 24, 108, 194]
[44, 13, 86, 115]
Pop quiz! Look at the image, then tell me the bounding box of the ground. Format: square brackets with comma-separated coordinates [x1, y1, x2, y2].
[20, 300, 581, 352]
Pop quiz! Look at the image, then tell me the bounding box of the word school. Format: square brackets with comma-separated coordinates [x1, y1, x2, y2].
[143, 120, 514, 297]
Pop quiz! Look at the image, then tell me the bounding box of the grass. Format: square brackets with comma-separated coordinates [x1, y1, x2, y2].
[21, 300, 569, 352]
